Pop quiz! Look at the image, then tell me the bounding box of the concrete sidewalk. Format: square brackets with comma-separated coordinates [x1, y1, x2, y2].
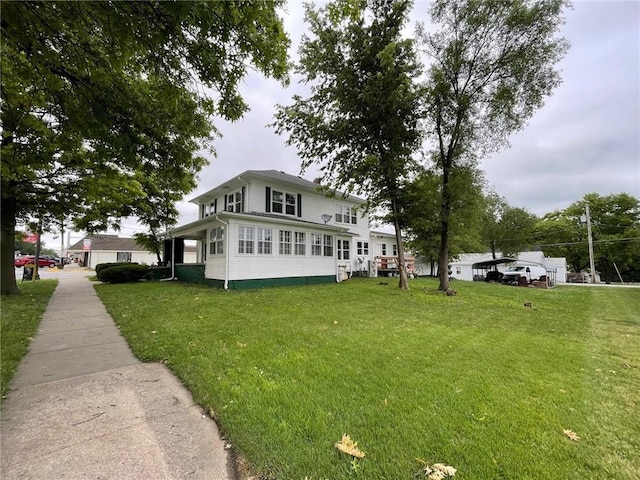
[1, 275, 232, 479]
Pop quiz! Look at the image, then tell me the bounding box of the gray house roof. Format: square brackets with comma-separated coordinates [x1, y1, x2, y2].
[68, 235, 150, 252]
[68, 235, 197, 253]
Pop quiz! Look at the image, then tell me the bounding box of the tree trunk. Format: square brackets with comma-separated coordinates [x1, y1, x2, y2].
[490, 240, 497, 259]
[1, 195, 20, 295]
[438, 164, 452, 291]
[393, 216, 409, 290]
[388, 198, 408, 289]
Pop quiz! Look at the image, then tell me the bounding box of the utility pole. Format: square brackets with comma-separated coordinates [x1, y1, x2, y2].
[585, 204, 596, 284]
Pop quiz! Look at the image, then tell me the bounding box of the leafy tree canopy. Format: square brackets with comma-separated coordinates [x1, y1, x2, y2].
[1, 1, 290, 294]
[417, 0, 570, 290]
[273, 0, 424, 289]
[534, 192, 640, 282]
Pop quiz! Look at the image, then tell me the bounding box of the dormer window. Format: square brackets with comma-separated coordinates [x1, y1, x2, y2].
[335, 204, 357, 224]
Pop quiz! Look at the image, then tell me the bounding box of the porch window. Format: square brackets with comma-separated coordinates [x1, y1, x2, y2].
[357, 241, 369, 256]
[238, 226, 255, 254]
[209, 226, 224, 255]
[257, 228, 273, 255]
[381, 244, 387, 256]
[337, 239, 350, 260]
[295, 232, 306, 255]
[311, 233, 322, 256]
[323, 235, 334, 257]
[279, 230, 292, 255]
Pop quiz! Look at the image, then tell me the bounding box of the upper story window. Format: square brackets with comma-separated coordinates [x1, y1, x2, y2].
[335, 204, 357, 224]
[202, 199, 217, 218]
[265, 187, 302, 217]
[226, 189, 244, 213]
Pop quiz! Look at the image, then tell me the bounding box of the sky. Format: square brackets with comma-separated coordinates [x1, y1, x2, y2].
[54, 0, 640, 248]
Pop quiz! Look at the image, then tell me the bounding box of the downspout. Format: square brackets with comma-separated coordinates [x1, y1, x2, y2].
[160, 236, 176, 281]
[216, 215, 230, 290]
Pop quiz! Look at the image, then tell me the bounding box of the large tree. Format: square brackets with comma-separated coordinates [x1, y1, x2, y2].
[1, 1, 289, 294]
[417, 0, 570, 291]
[273, 0, 423, 289]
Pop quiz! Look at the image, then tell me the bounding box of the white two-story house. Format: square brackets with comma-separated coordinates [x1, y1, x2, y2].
[164, 170, 376, 289]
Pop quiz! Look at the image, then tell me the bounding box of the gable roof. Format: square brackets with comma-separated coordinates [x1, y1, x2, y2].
[68, 235, 149, 252]
[69, 234, 196, 253]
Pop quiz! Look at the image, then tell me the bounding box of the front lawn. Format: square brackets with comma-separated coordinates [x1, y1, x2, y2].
[1, 280, 58, 398]
[95, 278, 640, 479]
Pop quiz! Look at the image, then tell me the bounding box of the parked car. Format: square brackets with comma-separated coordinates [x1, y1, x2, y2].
[502, 264, 547, 284]
[14, 256, 57, 268]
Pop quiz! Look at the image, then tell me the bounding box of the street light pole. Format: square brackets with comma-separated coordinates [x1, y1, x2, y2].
[585, 204, 596, 284]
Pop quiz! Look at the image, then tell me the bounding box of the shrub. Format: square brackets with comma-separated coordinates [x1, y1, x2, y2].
[96, 262, 138, 276]
[98, 264, 148, 283]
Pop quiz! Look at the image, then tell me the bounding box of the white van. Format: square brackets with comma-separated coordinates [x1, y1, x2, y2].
[502, 264, 547, 284]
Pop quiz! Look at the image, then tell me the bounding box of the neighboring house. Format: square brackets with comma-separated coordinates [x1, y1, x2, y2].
[446, 251, 568, 283]
[68, 234, 196, 269]
[165, 170, 377, 289]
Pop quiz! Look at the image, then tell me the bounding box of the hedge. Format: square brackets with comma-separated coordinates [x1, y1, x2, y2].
[97, 264, 149, 283]
[95, 262, 139, 276]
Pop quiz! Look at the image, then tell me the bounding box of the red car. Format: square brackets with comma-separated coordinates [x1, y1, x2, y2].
[14, 256, 57, 268]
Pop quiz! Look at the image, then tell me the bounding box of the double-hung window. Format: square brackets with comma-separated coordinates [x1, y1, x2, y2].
[335, 204, 357, 224]
[226, 191, 242, 213]
[279, 230, 292, 255]
[209, 227, 224, 255]
[323, 235, 334, 257]
[266, 187, 301, 217]
[393, 244, 398, 256]
[337, 240, 350, 260]
[257, 228, 272, 255]
[311, 233, 322, 256]
[238, 226, 255, 254]
[294, 232, 306, 255]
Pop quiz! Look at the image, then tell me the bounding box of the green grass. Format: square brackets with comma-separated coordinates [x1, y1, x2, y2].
[1, 279, 58, 397]
[95, 278, 640, 479]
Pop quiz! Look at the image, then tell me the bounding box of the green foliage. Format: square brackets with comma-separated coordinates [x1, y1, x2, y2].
[96, 279, 640, 479]
[480, 192, 538, 258]
[97, 264, 149, 284]
[95, 262, 139, 276]
[534, 192, 640, 282]
[1, 280, 58, 397]
[401, 166, 485, 267]
[1, 1, 290, 294]
[273, 0, 423, 288]
[417, 0, 570, 289]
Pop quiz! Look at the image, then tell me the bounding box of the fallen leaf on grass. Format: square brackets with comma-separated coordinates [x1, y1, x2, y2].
[424, 463, 457, 479]
[334, 434, 365, 458]
[563, 429, 580, 441]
